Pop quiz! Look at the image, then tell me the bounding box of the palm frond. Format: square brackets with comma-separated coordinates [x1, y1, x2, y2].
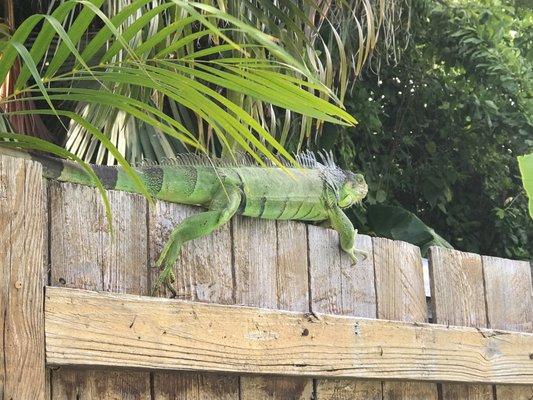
[0, 0, 362, 168]
[2, 0, 411, 166]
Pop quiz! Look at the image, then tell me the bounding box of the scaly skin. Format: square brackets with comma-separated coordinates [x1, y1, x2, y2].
[1, 148, 369, 294]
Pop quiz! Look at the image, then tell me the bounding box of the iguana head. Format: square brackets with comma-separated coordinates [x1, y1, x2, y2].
[338, 172, 368, 208]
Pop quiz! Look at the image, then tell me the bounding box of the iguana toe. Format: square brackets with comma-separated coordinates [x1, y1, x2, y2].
[349, 248, 369, 265]
[151, 262, 176, 296]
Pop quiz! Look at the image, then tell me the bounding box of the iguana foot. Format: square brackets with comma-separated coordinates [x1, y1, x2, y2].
[349, 248, 369, 265]
[151, 235, 183, 296]
[151, 263, 177, 296]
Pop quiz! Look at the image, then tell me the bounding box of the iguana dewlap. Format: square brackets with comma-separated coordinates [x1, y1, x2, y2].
[1, 149, 368, 293]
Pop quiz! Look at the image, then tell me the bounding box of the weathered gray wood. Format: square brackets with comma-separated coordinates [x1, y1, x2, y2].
[45, 287, 533, 384]
[382, 382, 439, 399]
[482, 256, 532, 332]
[49, 183, 151, 399]
[154, 372, 238, 400]
[440, 384, 494, 400]
[429, 247, 493, 400]
[233, 215, 278, 307]
[51, 369, 151, 400]
[149, 202, 238, 399]
[310, 229, 377, 317]
[0, 155, 46, 400]
[43, 181, 52, 399]
[495, 385, 533, 400]
[482, 255, 533, 400]
[2, 156, 531, 397]
[240, 377, 312, 400]
[373, 238, 438, 400]
[310, 229, 381, 399]
[235, 218, 312, 400]
[275, 221, 310, 312]
[316, 380, 382, 400]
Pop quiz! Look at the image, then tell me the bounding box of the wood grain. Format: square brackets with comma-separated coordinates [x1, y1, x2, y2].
[149, 202, 238, 399]
[48, 183, 151, 399]
[482, 256, 532, 333]
[0, 155, 46, 400]
[43, 180, 52, 399]
[428, 247, 493, 400]
[45, 287, 533, 384]
[310, 229, 381, 400]
[51, 370, 151, 400]
[275, 221, 310, 312]
[233, 215, 278, 308]
[373, 238, 438, 399]
[235, 218, 312, 400]
[482, 255, 533, 400]
[154, 372, 238, 400]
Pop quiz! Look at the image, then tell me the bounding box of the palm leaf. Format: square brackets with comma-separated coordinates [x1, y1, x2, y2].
[2, 0, 362, 167]
[3, 0, 411, 166]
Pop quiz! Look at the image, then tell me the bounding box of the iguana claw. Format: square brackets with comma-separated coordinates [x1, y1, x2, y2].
[151, 264, 177, 297]
[349, 248, 369, 265]
[152, 240, 181, 296]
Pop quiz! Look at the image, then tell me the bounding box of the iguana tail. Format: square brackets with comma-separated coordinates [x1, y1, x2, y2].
[0, 147, 129, 190]
[0, 147, 213, 204]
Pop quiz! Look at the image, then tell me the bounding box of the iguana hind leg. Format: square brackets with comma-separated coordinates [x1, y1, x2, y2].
[328, 206, 368, 264]
[154, 182, 241, 295]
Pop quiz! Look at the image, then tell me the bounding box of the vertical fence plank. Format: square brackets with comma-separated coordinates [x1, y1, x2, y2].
[235, 218, 313, 400]
[373, 238, 438, 400]
[275, 221, 310, 312]
[49, 183, 150, 399]
[482, 256, 533, 400]
[150, 203, 238, 400]
[43, 181, 52, 400]
[428, 247, 493, 400]
[233, 216, 278, 307]
[310, 229, 381, 400]
[0, 156, 46, 400]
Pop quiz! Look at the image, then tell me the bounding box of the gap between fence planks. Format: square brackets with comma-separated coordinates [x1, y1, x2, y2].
[45, 286, 533, 385]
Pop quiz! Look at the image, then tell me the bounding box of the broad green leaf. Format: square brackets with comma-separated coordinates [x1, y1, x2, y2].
[518, 153, 533, 219]
[367, 204, 453, 256]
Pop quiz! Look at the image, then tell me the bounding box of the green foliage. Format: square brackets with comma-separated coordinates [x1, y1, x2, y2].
[323, 0, 532, 259]
[0, 0, 359, 169]
[6, 0, 411, 164]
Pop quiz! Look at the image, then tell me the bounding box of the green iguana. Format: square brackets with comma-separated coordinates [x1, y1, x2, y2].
[0, 148, 368, 293]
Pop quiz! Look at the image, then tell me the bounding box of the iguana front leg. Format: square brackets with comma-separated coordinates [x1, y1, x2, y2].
[328, 206, 368, 263]
[154, 182, 241, 294]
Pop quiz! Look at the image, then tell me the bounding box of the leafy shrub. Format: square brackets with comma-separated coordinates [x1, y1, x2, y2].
[321, 0, 532, 259]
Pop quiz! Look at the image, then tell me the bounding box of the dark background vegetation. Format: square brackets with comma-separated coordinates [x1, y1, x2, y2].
[320, 0, 532, 259]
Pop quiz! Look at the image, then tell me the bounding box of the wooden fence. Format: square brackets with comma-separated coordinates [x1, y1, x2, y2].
[0, 155, 532, 400]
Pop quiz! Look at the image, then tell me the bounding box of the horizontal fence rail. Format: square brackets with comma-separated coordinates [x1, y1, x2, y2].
[45, 287, 533, 385]
[1, 154, 532, 399]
